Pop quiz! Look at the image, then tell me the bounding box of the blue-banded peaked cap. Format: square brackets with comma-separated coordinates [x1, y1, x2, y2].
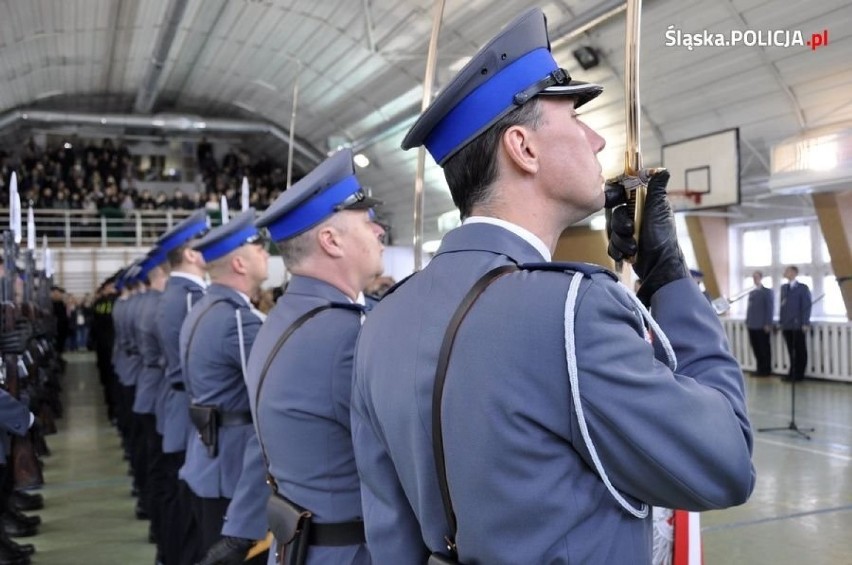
[402, 8, 603, 165]
[157, 209, 209, 255]
[139, 246, 167, 280]
[255, 148, 381, 242]
[192, 209, 262, 262]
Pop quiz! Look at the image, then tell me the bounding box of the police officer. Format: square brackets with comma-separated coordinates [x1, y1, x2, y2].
[178, 210, 270, 563]
[248, 149, 383, 564]
[351, 8, 755, 564]
[132, 249, 170, 555]
[779, 265, 811, 381]
[112, 262, 149, 518]
[90, 276, 119, 422]
[0, 389, 35, 565]
[746, 270, 774, 376]
[155, 209, 209, 565]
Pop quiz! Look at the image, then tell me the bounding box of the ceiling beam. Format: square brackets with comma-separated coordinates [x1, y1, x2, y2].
[721, 0, 806, 131]
[133, 0, 191, 114]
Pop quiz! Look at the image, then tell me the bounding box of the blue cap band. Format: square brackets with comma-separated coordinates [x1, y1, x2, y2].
[266, 175, 361, 241]
[158, 221, 209, 255]
[198, 225, 259, 262]
[424, 48, 557, 164]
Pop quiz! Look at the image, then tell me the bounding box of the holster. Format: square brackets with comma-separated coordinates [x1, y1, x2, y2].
[267, 494, 312, 565]
[188, 404, 219, 457]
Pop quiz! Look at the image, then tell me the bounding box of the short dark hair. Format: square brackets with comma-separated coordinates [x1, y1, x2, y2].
[442, 99, 543, 219]
[167, 243, 188, 268]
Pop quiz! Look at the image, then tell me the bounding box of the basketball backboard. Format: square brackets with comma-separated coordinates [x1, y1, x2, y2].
[662, 128, 740, 212]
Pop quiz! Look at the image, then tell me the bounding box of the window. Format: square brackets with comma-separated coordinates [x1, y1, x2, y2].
[742, 230, 771, 266]
[822, 276, 846, 317]
[779, 225, 811, 264]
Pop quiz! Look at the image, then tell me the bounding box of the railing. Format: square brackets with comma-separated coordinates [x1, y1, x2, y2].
[722, 319, 852, 382]
[1, 208, 205, 247]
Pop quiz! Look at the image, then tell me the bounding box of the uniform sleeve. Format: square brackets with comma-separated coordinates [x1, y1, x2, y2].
[138, 304, 161, 367]
[351, 376, 428, 564]
[570, 277, 755, 511]
[802, 286, 812, 324]
[330, 315, 360, 431]
[0, 388, 31, 436]
[221, 432, 270, 539]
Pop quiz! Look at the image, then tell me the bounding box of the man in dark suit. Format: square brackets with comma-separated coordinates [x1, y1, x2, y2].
[779, 265, 811, 381]
[746, 270, 774, 376]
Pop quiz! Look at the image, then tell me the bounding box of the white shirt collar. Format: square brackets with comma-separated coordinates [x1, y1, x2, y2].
[170, 271, 208, 289]
[235, 290, 252, 308]
[463, 216, 552, 261]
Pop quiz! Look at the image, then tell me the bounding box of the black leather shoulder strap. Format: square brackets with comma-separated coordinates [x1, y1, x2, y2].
[255, 302, 363, 492]
[432, 264, 518, 556]
[182, 298, 228, 397]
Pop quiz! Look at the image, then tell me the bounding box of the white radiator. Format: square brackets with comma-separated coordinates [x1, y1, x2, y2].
[721, 319, 852, 383]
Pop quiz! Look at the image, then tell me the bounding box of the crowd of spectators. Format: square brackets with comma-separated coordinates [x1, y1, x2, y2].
[0, 136, 290, 216]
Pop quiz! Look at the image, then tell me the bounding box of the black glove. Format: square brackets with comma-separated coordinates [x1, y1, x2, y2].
[604, 183, 636, 262]
[197, 536, 255, 565]
[605, 170, 689, 305]
[633, 170, 690, 304]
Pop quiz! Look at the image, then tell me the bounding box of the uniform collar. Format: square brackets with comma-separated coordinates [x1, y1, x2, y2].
[170, 271, 208, 289]
[436, 222, 551, 264]
[286, 274, 354, 304]
[208, 282, 252, 307]
[462, 216, 552, 261]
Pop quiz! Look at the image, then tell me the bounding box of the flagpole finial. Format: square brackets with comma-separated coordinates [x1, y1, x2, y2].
[220, 195, 230, 225]
[240, 177, 250, 212]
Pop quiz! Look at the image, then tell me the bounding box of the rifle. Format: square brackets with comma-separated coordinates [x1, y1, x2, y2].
[1, 231, 44, 490]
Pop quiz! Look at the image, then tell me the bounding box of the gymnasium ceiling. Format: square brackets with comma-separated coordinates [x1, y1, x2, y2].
[0, 0, 849, 243]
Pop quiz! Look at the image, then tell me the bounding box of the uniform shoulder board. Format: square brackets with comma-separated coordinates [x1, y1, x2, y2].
[518, 261, 618, 281]
[329, 301, 365, 313]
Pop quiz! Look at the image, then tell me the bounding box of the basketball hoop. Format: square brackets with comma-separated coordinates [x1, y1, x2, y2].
[668, 189, 702, 211]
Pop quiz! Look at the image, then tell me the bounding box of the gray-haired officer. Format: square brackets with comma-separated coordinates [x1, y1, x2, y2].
[178, 210, 270, 564]
[155, 209, 209, 565]
[247, 149, 383, 564]
[351, 8, 755, 564]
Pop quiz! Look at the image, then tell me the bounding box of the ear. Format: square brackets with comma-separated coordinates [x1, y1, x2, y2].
[316, 225, 345, 258]
[501, 124, 539, 175]
[231, 253, 248, 276]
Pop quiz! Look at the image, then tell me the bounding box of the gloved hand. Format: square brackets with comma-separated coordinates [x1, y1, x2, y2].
[197, 535, 255, 565]
[604, 170, 689, 305]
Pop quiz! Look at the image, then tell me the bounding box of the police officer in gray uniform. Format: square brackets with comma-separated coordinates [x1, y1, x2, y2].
[779, 265, 811, 381]
[132, 249, 170, 556]
[179, 210, 270, 564]
[112, 262, 149, 519]
[351, 8, 755, 564]
[155, 209, 209, 565]
[746, 270, 774, 376]
[248, 149, 383, 564]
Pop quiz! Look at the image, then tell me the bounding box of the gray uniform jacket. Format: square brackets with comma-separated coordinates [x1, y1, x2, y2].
[779, 282, 811, 329]
[0, 389, 30, 436]
[0, 389, 30, 464]
[111, 297, 129, 386]
[246, 275, 370, 564]
[178, 283, 267, 523]
[351, 223, 755, 564]
[133, 290, 164, 414]
[157, 274, 206, 453]
[745, 286, 773, 330]
[117, 293, 145, 387]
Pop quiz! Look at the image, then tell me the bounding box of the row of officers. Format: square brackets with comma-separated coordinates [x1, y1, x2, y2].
[97, 9, 755, 565]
